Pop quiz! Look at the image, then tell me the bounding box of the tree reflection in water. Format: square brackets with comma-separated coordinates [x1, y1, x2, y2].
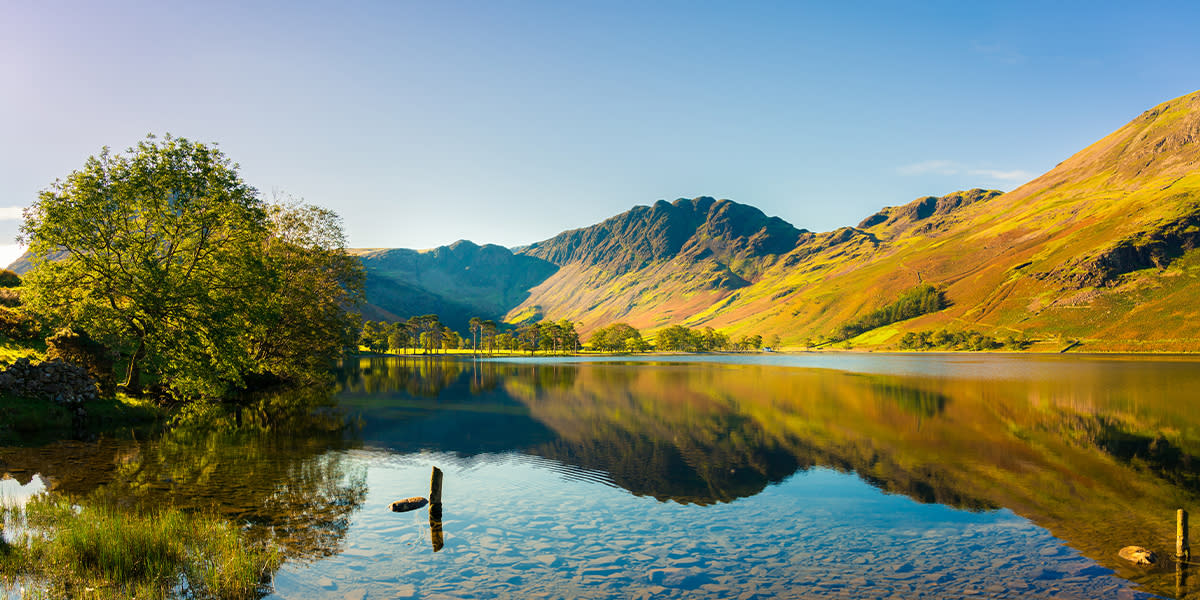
[0, 383, 367, 566]
[341, 355, 1200, 599]
[6, 354, 1200, 599]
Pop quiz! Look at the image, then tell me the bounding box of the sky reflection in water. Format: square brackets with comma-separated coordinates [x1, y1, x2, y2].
[6, 353, 1199, 598]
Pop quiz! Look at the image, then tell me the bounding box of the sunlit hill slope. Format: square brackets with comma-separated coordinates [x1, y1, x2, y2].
[500, 89, 1200, 350]
[11, 91, 1200, 349]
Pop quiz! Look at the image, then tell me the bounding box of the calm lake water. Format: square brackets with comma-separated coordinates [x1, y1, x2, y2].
[5, 352, 1200, 599]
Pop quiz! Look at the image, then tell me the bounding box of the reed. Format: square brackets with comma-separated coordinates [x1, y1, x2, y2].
[1, 495, 281, 599]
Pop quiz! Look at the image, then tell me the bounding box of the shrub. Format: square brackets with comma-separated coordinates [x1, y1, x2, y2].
[46, 328, 116, 396]
[0, 306, 38, 340]
[0, 269, 21, 288]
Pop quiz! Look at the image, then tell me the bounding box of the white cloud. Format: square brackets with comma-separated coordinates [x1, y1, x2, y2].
[968, 169, 1035, 182]
[896, 160, 959, 176]
[896, 161, 1034, 185]
[0, 207, 24, 221]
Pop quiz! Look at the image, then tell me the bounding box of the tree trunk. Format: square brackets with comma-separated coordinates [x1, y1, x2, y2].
[122, 335, 146, 395]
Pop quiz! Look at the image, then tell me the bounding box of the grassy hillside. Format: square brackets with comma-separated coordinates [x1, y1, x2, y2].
[502, 90, 1200, 350]
[708, 90, 1200, 350]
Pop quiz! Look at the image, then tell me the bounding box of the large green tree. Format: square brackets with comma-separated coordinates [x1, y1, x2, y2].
[248, 200, 364, 385]
[20, 135, 363, 398]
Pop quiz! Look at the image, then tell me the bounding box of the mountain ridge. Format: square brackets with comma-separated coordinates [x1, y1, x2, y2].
[10, 90, 1200, 349]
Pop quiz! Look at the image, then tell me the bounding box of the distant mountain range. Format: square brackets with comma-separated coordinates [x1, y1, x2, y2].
[343, 90, 1200, 350]
[13, 91, 1200, 350]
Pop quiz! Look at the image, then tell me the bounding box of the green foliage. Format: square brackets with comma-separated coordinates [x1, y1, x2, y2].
[898, 329, 1010, 351]
[246, 200, 365, 387]
[0, 288, 21, 308]
[655, 325, 761, 352]
[588, 323, 645, 352]
[0, 305, 39, 341]
[832, 285, 947, 342]
[0, 393, 74, 439]
[525, 319, 579, 354]
[45, 327, 116, 396]
[19, 136, 362, 399]
[359, 320, 390, 353]
[656, 325, 703, 352]
[0, 269, 20, 287]
[1, 495, 281, 599]
[387, 322, 411, 353]
[359, 315, 473, 355]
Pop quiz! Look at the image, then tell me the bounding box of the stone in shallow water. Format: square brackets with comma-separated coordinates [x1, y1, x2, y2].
[647, 567, 715, 589]
[1117, 546, 1157, 565]
[389, 497, 429, 512]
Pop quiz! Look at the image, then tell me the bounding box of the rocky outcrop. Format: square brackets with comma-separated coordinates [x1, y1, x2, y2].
[519, 197, 804, 276]
[857, 189, 1002, 234]
[1050, 200, 1200, 287]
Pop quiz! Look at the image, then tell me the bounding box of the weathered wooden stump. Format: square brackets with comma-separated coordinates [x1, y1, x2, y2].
[430, 466, 443, 505]
[1179, 508, 1190, 560]
[389, 497, 429, 513]
[430, 503, 444, 552]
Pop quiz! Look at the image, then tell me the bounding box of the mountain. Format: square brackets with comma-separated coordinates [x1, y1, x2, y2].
[506, 196, 804, 329]
[11, 90, 1200, 349]
[512, 89, 1200, 349]
[719, 89, 1200, 350]
[351, 240, 557, 331]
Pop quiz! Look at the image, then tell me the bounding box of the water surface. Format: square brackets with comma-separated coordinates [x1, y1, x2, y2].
[5, 353, 1200, 598]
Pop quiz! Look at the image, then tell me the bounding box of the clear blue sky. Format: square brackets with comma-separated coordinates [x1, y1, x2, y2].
[2, 1, 1199, 263]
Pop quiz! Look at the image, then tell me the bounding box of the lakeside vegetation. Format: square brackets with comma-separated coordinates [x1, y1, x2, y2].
[18, 135, 363, 401]
[357, 316, 777, 355]
[898, 329, 1032, 351]
[1, 497, 280, 600]
[0, 137, 367, 599]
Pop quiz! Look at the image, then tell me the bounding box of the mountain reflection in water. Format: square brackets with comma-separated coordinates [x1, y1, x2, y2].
[3, 354, 1199, 598]
[340, 355, 1200, 596]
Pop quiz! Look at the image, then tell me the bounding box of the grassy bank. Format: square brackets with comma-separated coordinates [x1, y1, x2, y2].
[0, 392, 161, 445]
[1, 495, 281, 600]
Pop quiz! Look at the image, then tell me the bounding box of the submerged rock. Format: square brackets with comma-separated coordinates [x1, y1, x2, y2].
[390, 497, 429, 513]
[1118, 546, 1156, 565]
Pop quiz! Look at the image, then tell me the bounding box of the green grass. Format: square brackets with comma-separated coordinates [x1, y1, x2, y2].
[1, 495, 281, 599]
[0, 395, 74, 441]
[0, 392, 161, 445]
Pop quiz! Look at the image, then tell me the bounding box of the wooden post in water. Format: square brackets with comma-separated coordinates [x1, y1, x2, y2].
[429, 503, 444, 552]
[1178, 558, 1188, 600]
[429, 466, 445, 552]
[430, 466, 444, 506]
[1179, 509, 1191, 561]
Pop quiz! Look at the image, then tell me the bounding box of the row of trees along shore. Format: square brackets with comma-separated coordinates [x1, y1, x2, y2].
[359, 317, 775, 355]
[359, 317, 583, 355]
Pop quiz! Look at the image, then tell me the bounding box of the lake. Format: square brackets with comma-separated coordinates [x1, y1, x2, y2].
[4, 352, 1200, 599]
